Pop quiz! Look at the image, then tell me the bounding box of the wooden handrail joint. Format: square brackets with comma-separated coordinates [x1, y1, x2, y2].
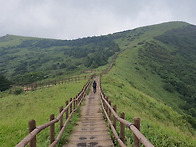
[126, 123, 133, 128]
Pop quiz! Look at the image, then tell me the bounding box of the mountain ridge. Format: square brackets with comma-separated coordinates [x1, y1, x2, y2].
[0, 21, 196, 146]
[0, 21, 190, 41]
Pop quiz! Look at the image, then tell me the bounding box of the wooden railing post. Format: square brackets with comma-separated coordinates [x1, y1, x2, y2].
[76, 95, 79, 104]
[50, 114, 55, 144]
[120, 112, 125, 143]
[108, 100, 111, 120]
[66, 101, 69, 119]
[74, 98, 76, 109]
[70, 98, 72, 113]
[113, 105, 117, 130]
[29, 120, 36, 147]
[59, 106, 63, 130]
[133, 117, 141, 147]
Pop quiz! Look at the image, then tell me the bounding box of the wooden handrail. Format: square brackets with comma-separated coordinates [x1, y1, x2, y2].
[50, 106, 77, 147]
[100, 96, 126, 147]
[100, 83, 154, 147]
[15, 47, 140, 146]
[16, 74, 95, 147]
[20, 75, 88, 91]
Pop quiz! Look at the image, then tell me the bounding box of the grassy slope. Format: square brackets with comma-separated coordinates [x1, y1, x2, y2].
[0, 79, 86, 147]
[101, 22, 196, 146]
[0, 34, 119, 82]
[1, 21, 196, 146]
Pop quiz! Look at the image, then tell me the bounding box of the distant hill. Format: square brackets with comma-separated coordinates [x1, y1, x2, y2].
[110, 21, 196, 123]
[100, 21, 196, 146]
[139, 24, 196, 120]
[0, 34, 119, 83]
[1, 21, 196, 120]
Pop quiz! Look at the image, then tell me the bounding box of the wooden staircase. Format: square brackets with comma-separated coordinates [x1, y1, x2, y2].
[63, 77, 114, 147]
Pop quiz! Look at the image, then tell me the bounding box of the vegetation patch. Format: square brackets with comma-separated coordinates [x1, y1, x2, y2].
[0, 35, 120, 84]
[0, 80, 86, 147]
[138, 25, 196, 126]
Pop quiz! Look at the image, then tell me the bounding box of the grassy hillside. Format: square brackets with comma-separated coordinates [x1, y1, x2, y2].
[0, 34, 119, 84]
[1, 21, 196, 146]
[0, 79, 87, 147]
[101, 22, 196, 146]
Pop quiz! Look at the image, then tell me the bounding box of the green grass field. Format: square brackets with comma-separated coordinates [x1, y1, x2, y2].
[101, 47, 196, 146]
[0, 79, 87, 147]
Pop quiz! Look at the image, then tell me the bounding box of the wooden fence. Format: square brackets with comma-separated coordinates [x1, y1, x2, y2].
[99, 79, 154, 147]
[20, 75, 87, 91]
[15, 49, 154, 147]
[15, 74, 95, 147]
[82, 69, 99, 74]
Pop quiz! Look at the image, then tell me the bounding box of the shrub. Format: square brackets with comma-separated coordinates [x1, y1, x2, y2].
[0, 75, 12, 91]
[10, 86, 23, 95]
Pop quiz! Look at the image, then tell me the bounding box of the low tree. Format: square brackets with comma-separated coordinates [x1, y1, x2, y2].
[0, 75, 12, 91]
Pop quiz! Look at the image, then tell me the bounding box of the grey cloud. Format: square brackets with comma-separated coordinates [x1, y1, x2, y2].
[0, 0, 195, 39]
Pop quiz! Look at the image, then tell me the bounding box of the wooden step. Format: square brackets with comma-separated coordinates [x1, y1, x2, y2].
[63, 77, 114, 147]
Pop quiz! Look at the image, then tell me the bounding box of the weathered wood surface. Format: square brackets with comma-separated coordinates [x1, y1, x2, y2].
[64, 77, 114, 147]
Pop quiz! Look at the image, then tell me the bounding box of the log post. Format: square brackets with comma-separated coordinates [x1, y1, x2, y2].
[108, 100, 111, 120]
[120, 112, 125, 143]
[50, 114, 55, 144]
[59, 106, 63, 130]
[113, 105, 117, 130]
[76, 96, 78, 105]
[70, 98, 72, 113]
[66, 101, 69, 119]
[74, 98, 76, 109]
[29, 120, 36, 147]
[133, 117, 141, 147]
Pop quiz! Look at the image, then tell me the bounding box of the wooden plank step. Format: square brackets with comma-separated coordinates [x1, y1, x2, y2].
[63, 77, 114, 147]
[63, 140, 114, 147]
[71, 131, 110, 136]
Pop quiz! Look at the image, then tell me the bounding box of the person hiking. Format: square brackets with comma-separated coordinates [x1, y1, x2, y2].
[93, 80, 97, 93]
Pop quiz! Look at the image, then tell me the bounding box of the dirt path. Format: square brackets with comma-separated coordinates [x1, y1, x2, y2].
[63, 77, 114, 147]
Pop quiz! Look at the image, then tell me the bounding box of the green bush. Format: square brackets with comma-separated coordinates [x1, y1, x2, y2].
[10, 86, 23, 95]
[0, 75, 12, 91]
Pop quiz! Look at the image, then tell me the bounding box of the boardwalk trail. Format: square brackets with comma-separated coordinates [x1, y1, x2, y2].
[63, 77, 114, 147]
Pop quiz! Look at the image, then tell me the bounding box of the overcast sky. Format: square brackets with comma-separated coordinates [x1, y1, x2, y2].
[0, 0, 195, 40]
